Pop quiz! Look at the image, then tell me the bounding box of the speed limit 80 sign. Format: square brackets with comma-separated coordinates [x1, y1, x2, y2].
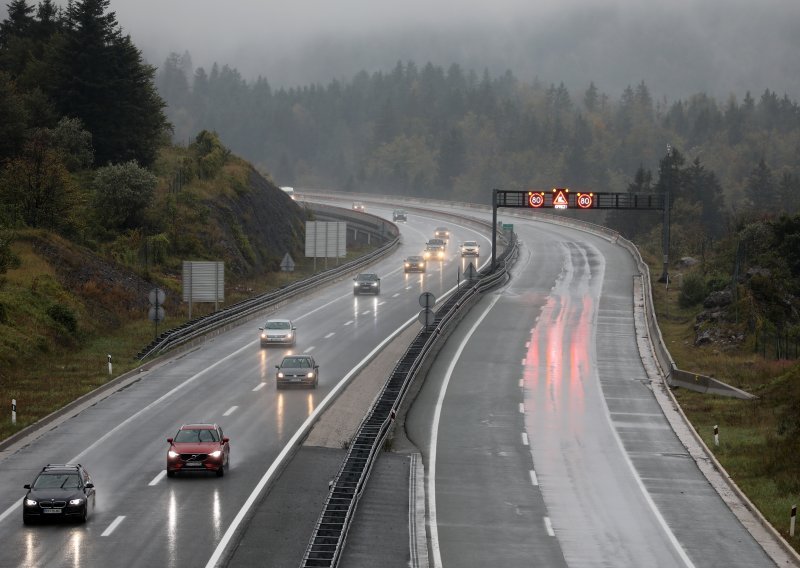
[527, 191, 545, 208]
[576, 192, 595, 209]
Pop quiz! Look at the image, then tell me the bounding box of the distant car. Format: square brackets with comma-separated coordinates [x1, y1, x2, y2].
[423, 242, 446, 261]
[22, 464, 95, 524]
[280, 186, 296, 200]
[460, 240, 480, 256]
[404, 255, 426, 273]
[167, 423, 230, 478]
[259, 319, 296, 346]
[393, 209, 407, 222]
[434, 227, 450, 241]
[276, 354, 319, 389]
[428, 237, 447, 249]
[352, 202, 365, 212]
[353, 272, 381, 295]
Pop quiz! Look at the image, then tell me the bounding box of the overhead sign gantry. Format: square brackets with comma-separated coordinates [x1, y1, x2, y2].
[491, 188, 670, 279]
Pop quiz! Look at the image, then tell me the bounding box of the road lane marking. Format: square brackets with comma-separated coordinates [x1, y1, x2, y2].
[306, 346, 315, 352]
[252, 383, 266, 391]
[324, 332, 335, 339]
[344, 320, 353, 326]
[525, 341, 530, 348]
[392, 293, 400, 298]
[378, 301, 386, 306]
[429, 294, 502, 568]
[521, 358, 526, 365]
[522, 432, 529, 446]
[102, 516, 126, 536]
[544, 516, 555, 536]
[223, 406, 238, 417]
[519, 379, 523, 388]
[405, 286, 412, 290]
[519, 403, 524, 414]
[529, 470, 539, 486]
[149, 471, 167, 486]
[362, 310, 371, 315]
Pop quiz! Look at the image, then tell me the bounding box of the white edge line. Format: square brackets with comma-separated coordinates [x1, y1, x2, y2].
[544, 516, 555, 536]
[223, 406, 238, 417]
[522, 432, 529, 446]
[529, 470, 539, 486]
[519, 403, 524, 414]
[252, 383, 266, 391]
[149, 470, 167, 486]
[429, 294, 502, 568]
[101, 515, 126, 536]
[324, 332, 335, 339]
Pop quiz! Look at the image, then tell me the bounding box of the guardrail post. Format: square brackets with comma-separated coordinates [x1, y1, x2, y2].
[713, 424, 719, 447]
[11, 399, 16, 425]
[791, 504, 796, 537]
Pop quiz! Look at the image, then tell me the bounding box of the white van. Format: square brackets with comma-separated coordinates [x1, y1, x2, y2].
[280, 186, 295, 200]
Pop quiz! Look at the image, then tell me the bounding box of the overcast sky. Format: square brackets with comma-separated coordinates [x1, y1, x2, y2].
[5, 0, 800, 100]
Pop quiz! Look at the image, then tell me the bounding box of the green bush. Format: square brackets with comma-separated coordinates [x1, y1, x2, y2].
[46, 304, 77, 334]
[679, 272, 708, 308]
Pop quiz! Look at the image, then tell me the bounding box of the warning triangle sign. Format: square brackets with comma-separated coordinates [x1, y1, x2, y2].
[553, 189, 569, 207]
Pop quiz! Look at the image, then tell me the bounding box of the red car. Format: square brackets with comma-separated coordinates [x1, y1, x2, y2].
[166, 423, 230, 477]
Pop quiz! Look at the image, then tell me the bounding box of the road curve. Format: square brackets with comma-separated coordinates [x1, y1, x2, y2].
[404, 211, 776, 567]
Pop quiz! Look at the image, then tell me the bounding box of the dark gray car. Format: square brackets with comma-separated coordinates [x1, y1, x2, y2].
[276, 355, 319, 389]
[353, 273, 381, 295]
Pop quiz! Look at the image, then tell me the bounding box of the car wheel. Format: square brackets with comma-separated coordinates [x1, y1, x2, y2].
[79, 505, 87, 524]
[23, 515, 33, 526]
[216, 465, 225, 477]
[167, 470, 175, 478]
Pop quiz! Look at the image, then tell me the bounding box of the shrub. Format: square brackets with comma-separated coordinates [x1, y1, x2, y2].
[46, 304, 77, 333]
[679, 272, 708, 308]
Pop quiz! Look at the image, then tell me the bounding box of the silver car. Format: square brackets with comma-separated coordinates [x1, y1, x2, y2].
[259, 319, 296, 346]
[276, 355, 319, 389]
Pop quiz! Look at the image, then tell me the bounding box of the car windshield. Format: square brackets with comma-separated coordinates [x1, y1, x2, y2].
[357, 274, 377, 281]
[265, 321, 290, 330]
[282, 357, 311, 368]
[408, 256, 422, 261]
[174, 428, 219, 443]
[33, 473, 81, 489]
[463, 241, 477, 246]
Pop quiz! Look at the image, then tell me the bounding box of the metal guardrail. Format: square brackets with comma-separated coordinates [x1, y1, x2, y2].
[299, 233, 519, 568]
[135, 205, 399, 360]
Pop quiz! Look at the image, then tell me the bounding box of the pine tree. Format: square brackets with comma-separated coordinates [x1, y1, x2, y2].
[745, 159, 775, 213]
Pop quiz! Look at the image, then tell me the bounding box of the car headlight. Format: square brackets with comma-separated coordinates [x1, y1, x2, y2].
[69, 498, 84, 506]
[404, 263, 409, 267]
[209, 450, 222, 458]
[277, 371, 284, 378]
[25, 499, 37, 506]
[354, 282, 359, 287]
[307, 371, 315, 378]
[168, 450, 179, 458]
[261, 332, 266, 338]
[372, 282, 378, 287]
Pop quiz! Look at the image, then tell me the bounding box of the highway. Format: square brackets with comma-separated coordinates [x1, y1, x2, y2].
[0, 197, 784, 568]
[0, 204, 490, 568]
[403, 209, 776, 567]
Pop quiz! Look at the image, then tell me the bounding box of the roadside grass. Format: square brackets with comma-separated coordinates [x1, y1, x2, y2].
[0, 242, 380, 442]
[651, 261, 800, 552]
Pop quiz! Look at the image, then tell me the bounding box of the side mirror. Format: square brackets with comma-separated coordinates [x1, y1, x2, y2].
[167, 437, 173, 444]
[258, 327, 263, 331]
[24, 484, 30, 489]
[222, 437, 230, 443]
[85, 483, 94, 489]
[275, 365, 280, 369]
[292, 327, 296, 330]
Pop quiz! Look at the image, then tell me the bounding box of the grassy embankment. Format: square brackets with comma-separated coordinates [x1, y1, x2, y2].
[651, 259, 800, 553]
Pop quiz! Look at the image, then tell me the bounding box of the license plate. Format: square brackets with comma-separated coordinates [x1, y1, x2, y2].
[290, 377, 301, 382]
[185, 462, 202, 467]
[43, 508, 62, 514]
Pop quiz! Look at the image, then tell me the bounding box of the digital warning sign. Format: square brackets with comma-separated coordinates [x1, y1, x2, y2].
[551, 188, 569, 209]
[527, 191, 545, 208]
[576, 192, 594, 209]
